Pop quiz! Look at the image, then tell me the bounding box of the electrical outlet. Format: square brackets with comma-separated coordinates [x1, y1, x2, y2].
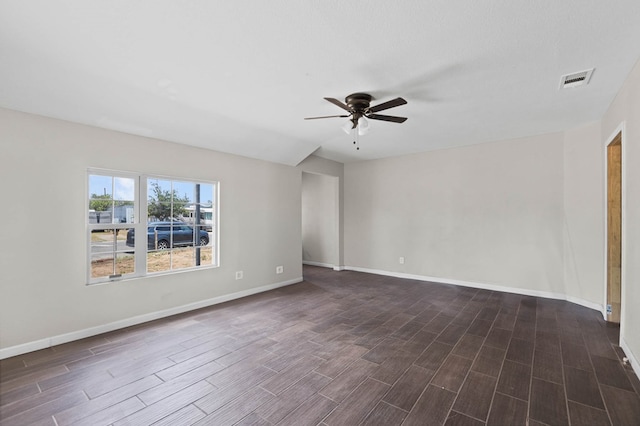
[235, 271, 243, 280]
[276, 266, 284, 274]
[399, 257, 405, 264]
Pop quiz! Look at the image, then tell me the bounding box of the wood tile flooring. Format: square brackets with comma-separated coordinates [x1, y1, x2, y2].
[1, 265, 640, 425]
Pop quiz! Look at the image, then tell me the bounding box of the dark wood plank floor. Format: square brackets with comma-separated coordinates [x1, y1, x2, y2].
[2, 265, 640, 425]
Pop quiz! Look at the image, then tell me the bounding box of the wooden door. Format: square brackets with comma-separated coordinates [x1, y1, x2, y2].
[607, 133, 622, 323]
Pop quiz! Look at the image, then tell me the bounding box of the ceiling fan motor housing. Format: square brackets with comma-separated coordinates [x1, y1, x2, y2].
[345, 93, 372, 113]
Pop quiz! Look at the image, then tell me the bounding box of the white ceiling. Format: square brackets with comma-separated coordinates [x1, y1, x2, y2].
[2, 1, 639, 166]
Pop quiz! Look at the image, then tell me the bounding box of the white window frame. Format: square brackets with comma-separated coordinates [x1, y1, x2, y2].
[87, 169, 219, 285]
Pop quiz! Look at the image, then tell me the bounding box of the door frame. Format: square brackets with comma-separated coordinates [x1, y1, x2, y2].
[603, 123, 626, 335]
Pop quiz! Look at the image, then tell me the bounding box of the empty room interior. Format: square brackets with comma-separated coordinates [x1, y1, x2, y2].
[1, 1, 640, 425]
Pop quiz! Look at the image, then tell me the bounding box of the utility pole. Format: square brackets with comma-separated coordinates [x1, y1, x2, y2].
[195, 184, 201, 266]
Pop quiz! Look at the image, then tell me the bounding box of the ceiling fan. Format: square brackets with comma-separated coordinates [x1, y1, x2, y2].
[305, 93, 408, 130]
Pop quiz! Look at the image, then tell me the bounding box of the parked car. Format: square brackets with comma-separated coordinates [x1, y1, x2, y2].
[126, 222, 209, 250]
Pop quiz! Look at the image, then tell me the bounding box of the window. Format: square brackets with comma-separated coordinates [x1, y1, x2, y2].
[145, 177, 216, 274]
[88, 172, 138, 281]
[88, 170, 218, 284]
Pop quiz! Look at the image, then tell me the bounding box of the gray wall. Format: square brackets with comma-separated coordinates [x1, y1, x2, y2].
[344, 132, 565, 294]
[0, 108, 303, 353]
[563, 121, 605, 305]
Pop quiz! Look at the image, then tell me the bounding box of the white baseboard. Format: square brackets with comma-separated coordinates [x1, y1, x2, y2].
[343, 266, 603, 313]
[0, 277, 302, 360]
[620, 337, 640, 377]
[302, 261, 345, 271]
[564, 295, 603, 312]
[303, 260, 334, 268]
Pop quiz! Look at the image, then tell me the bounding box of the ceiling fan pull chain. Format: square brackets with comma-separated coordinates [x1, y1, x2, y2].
[354, 127, 360, 150]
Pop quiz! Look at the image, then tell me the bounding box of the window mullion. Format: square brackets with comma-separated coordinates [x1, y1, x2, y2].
[135, 176, 148, 276]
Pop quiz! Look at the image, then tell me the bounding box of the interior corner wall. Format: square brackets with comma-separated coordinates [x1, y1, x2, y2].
[562, 120, 605, 305]
[301, 172, 337, 266]
[601, 58, 640, 368]
[0, 108, 303, 354]
[344, 133, 566, 294]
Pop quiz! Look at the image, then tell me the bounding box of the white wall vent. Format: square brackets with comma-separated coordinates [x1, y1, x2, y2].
[559, 68, 594, 89]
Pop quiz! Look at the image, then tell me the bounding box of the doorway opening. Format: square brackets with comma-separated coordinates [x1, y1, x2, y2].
[301, 172, 339, 269]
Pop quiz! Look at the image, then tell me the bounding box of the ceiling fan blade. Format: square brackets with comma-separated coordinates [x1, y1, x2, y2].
[324, 97, 351, 112]
[367, 113, 407, 123]
[304, 114, 350, 120]
[369, 97, 407, 113]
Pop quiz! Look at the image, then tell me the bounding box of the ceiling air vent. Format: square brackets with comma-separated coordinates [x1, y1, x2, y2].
[560, 68, 594, 89]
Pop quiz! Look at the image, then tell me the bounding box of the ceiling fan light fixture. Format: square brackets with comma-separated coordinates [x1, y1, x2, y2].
[358, 116, 369, 135]
[341, 120, 353, 134]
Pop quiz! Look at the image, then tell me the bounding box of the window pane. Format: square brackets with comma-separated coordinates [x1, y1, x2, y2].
[197, 246, 213, 266]
[90, 229, 117, 257]
[125, 228, 136, 249]
[171, 247, 194, 270]
[114, 252, 135, 276]
[113, 177, 135, 201]
[189, 183, 214, 231]
[147, 250, 171, 273]
[88, 174, 113, 222]
[90, 229, 116, 278]
[90, 228, 134, 279]
[148, 201, 173, 221]
[195, 226, 209, 246]
[91, 254, 114, 279]
[89, 210, 113, 224]
[173, 181, 194, 203]
[199, 183, 214, 203]
[113, 201, 135, 224]
[114, 227, 129, 246]
[89, 174, 136, 225]
[147, 179, 171, 200]
[148, 179, 173, 220]
[89, 175, 112, 199]
[148, 225, 171, 250]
